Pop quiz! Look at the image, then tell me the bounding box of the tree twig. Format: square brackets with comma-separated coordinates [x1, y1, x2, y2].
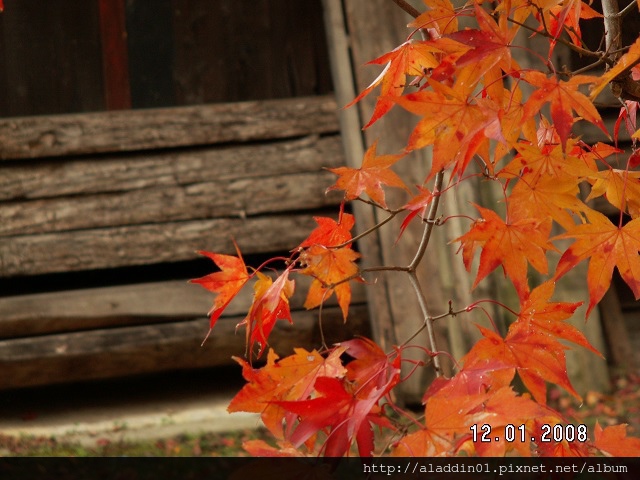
[409, 170, 445, 271]
[391, 0, 421, 18]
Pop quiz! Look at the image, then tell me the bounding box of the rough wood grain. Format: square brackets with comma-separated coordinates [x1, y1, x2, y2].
[342, 0, 450, 404]
[0, 95, 339, 160]
[0, 135, 344, 201]
[0, 276, 367, 338]
[0, 214, 319, 277]
[0, 305, 370, 389]
[0, 171, 342, 236]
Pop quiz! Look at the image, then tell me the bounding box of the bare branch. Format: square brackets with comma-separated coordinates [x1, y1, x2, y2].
[391, 0, 421, 18]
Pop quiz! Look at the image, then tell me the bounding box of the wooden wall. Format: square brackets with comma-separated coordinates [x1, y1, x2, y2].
[0, 1, 371, 390]
[0, 0, 333, 116]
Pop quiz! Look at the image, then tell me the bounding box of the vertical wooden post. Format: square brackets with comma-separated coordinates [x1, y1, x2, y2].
[98, 0, 131, 110]
[324, 0, 452, 405]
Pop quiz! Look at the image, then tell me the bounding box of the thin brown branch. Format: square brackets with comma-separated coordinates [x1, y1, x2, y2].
[409, 169, 445, 271]
[407, 272, 442, 377]
[391, 0, 421, 18]
[506, 15, 606, 61]
[618, 0, 638, 18]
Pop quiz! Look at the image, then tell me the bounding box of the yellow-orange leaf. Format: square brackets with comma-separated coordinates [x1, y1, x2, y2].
[300, 245, 360, 320]
[586, 168, 640, 218]
[591, 38, 640, 100]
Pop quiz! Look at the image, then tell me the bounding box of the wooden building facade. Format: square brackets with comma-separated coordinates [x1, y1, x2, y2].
[0, 0, 637, 401]
[0, 0, 371, 390]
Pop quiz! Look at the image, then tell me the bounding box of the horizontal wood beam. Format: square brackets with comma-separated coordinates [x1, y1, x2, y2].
[0, 276, 368, 339]
[0, 213, 320, 277]
[0, 135, 343, 201]
[0, 305, 370, 390]
[0, 171, 342, 236]
[0, 95, 339, 160]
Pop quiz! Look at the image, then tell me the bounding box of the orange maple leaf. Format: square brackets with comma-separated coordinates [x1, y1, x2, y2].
[393, 80, 487, 178]
[473, 387, 545, 457]
[470, 324, 579, 404]
[300, 245, 360, 320]
[228, 347, 347, 439]
[593, 421, 640, 456]
[554, 210, 640, 316]
[393, 389, 490, 456]
[507, 170, 588, 229]
[410, 0, 458, 36]
[326, 140, 408, 208]
[499, 141, 596, 183]
[454, 204, 555, 299]
[298, 210, 354, 250]
[516, 281, 598, 355]
[346, 39, 444, 127]
[297, 210, 361, 319]
[190, 242, 249, 332]
[521, 72, 606, 149]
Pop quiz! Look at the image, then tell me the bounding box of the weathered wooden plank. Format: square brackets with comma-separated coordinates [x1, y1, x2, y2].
[0, 276, 368, 339]
[0, 135, 344, 201]
[0, 95, 339, 160]
[0, 305, 370, 390]
[0, 214, 319, 277]
[0, 171, 342, 236]
[340, 0, 450, 404]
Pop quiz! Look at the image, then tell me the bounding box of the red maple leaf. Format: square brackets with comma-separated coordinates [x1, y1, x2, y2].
[521, 72, 607, 149]
[190, 242, 249, 333]
[238, 269, 295, 357]
[276, 363, 398, 457]
[399, 186, 435, 236]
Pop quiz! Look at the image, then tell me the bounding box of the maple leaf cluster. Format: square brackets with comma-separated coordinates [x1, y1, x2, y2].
[191, 0, 640, 458]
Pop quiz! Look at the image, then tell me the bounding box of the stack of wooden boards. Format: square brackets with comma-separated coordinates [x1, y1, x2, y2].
[0, 96, 370, 389]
